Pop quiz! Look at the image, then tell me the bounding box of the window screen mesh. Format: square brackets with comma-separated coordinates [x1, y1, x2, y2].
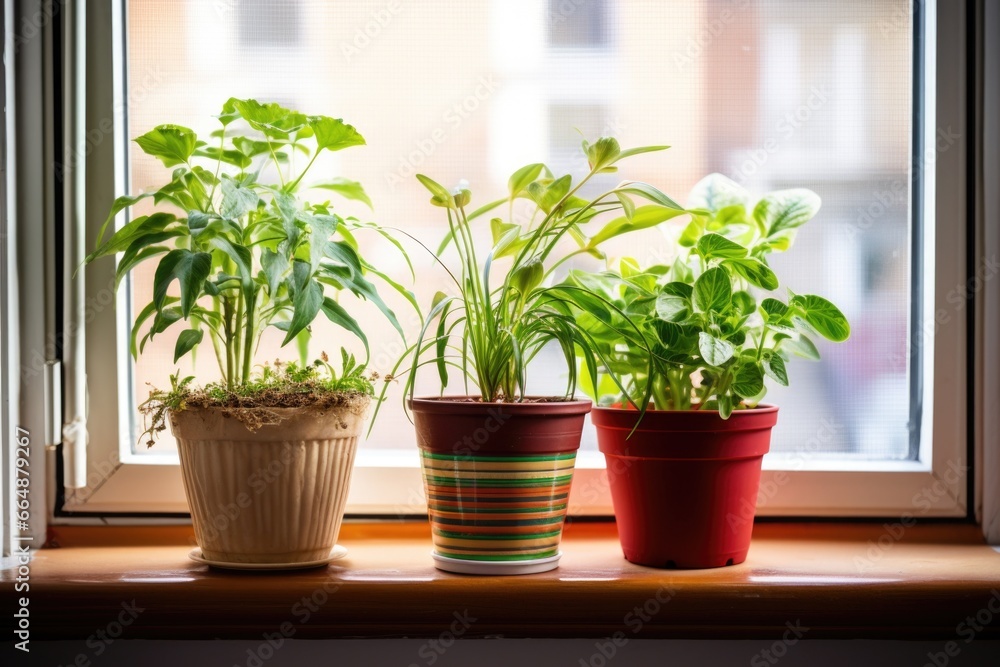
[125, 0, 914, 459]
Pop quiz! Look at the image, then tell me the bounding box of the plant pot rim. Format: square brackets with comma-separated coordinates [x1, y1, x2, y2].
[593, 403, 778, 415]
[591, 403, 778, 435]
[409, 395, 593, 416]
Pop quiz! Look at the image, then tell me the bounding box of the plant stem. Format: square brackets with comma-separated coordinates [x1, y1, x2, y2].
[287, 149, 320, 192]
[242, 294, 255, 384]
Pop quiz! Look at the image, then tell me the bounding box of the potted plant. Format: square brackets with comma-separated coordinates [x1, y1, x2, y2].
[565, 173, 850, 569]
[394, 137, 685, 574]
[85, 99, 411, 568]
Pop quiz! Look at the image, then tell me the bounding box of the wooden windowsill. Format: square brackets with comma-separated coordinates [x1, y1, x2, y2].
[3, 521, 999, 640]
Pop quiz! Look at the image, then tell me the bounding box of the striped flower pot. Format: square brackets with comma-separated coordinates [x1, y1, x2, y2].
[169, 403, 367, 567]
[410, 397, 592, 575]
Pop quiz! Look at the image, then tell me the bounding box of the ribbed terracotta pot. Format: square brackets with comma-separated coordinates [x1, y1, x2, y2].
[409, 397, 591, 575]
[169, 403, 367, 565]
[592, 405, 778, 569]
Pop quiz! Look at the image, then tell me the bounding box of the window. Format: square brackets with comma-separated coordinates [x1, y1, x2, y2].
[66, 0, 968, 518]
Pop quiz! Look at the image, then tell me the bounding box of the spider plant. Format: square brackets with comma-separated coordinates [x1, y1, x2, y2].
[396, 137, 687, 405]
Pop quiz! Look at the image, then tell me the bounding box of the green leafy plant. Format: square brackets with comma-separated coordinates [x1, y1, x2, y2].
[394, 137, 686, 405]
[564, 173, 850, 418]
[84, 99, 413, 434]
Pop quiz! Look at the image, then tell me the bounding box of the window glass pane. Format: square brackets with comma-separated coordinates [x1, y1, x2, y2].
[124, 0, 914, 460]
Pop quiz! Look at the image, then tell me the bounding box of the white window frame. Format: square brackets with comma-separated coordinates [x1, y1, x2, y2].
[60, 0, 969, 519]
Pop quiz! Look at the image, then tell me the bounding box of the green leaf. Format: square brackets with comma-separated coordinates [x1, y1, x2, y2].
[588, 204, 687, 248]
[508, 163, 545, 198]
[614, 145, 670, 162]
[511, 256, 543, 295]
[130, 297, 177, 359]
[115, 244, 171, 290]
[86, 212, 177, 263]
[655, 294, 689, 322]
[308, 116, 366, 152]
[96, 193, 155, 246]
[134, 125, 197, 167]
[733, 362, 764, 398]
[220, 177, 260, 219]
[282, 280, 324, 346]
[718, 392, 735, 419]
[731, 291, 756, 316]
[785, 333, 821, 360]
[193, 146, 251, 169]
[761, 297, 790, 322]
[209, 237, 254, 302]
[582, 136, 621, 172]
[699, 331, 734, 367]
[687, 173, 749, 213]
[616, 181, 684, 210]
[725, 258, 779, 290]
[697, 233, 748, 260]
[526, 174, 571, 214]
[321, 297, 369, 359]
[173, 329, 204, 363]
[311, 178, 373, 209]
[415, 173, 455, 208]
[693, 267, 732, 313]
[677, 213, 707, 247]
[261, 248, 290, 296]
[231, 99, 307, 136]
[755, 189, 821, 237]
[762, 353, 789, 386]
[153, 249, 213, 317]
[662, 281, 693, 299]
[791, 294, 850, 342]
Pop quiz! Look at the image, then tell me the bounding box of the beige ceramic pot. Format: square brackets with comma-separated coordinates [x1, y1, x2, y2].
[168, 403, 367, 564]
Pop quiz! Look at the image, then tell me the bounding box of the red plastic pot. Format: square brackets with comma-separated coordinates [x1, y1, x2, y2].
[591, 405, 778, 569]
[409, 397, 592, 574]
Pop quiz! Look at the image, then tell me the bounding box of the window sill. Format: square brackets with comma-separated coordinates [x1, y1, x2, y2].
[4, 522, 999, 640]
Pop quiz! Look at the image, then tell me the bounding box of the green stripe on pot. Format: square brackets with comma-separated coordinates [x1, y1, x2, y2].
[436, 550, 560, 561]
[433, 529, 563, 540]
[418, 447, 580, 570]
[423, 475, 574, 487]
[431, 517, 566, 528]
[427, 493, 570, 503]
[429, 504, 568, 514]
[421, 452, 577, 463]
